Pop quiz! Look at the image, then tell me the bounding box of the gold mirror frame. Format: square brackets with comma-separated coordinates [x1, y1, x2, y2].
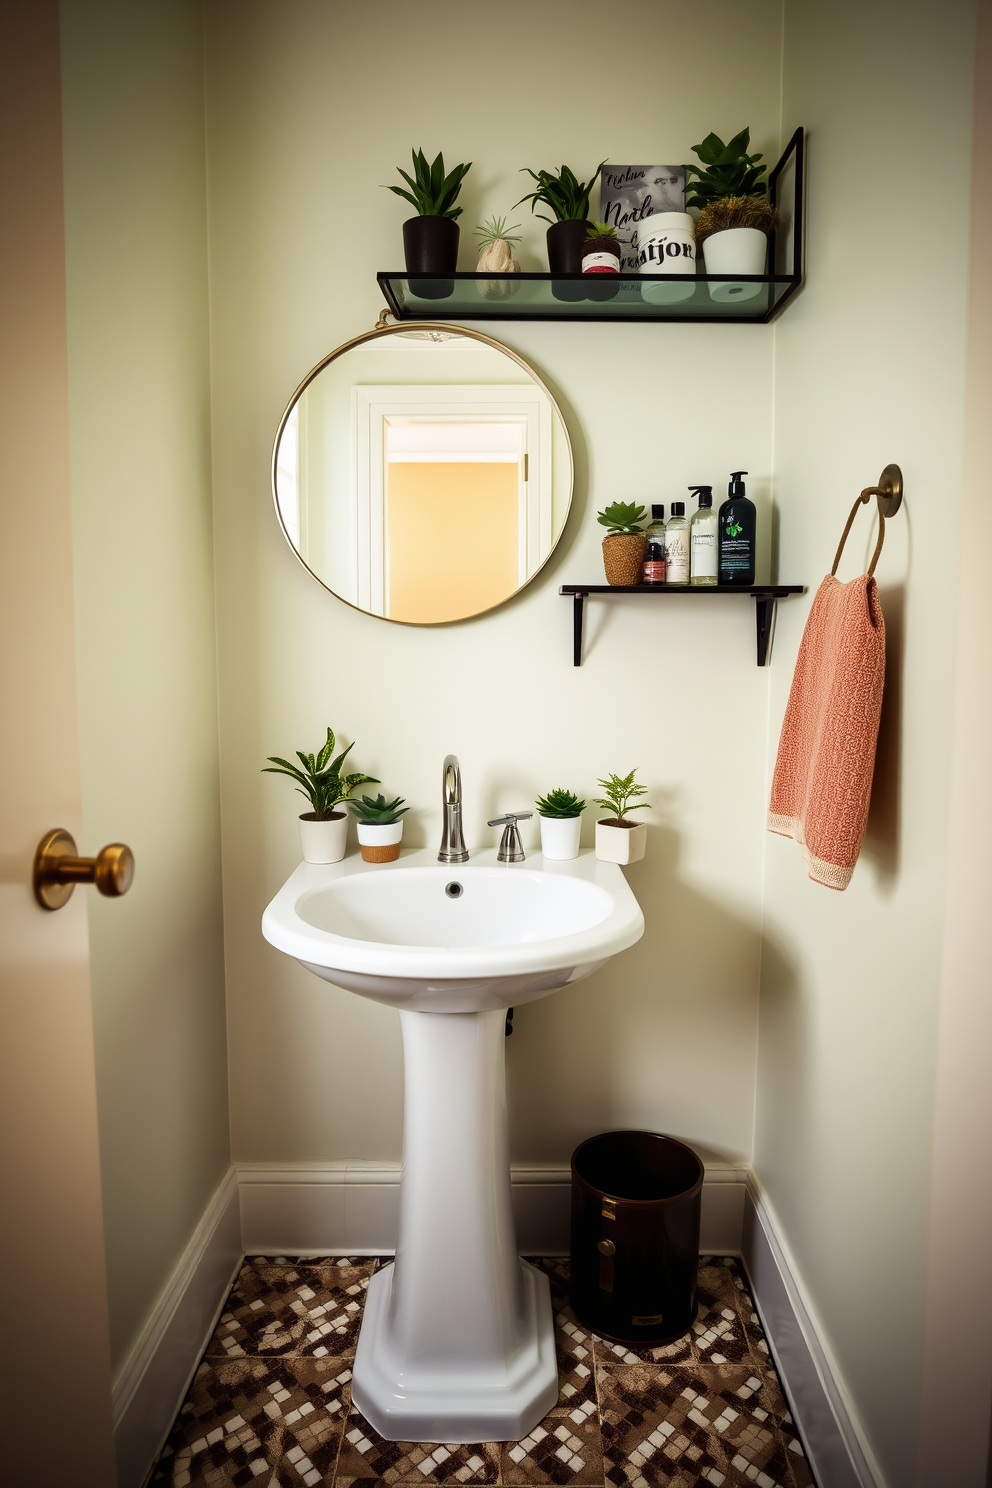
[270, 320, 574, 626]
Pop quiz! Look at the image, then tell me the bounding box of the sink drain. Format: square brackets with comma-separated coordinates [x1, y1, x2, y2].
[444, 881, 464, 899]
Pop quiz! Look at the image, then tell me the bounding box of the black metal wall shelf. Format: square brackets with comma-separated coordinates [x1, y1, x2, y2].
[561, 584, 806, 667]
[379, 130, 804, 326]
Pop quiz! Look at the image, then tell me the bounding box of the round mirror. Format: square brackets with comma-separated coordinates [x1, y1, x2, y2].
[271, 323, 573, 624]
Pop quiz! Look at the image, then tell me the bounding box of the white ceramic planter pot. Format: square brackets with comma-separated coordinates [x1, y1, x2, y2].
[539, 815, 582, 861]
[703, 227, 767, 303]
[595, 818, 647, 865]
[357, 820, 404, 863]
[298, 811, 349, 864]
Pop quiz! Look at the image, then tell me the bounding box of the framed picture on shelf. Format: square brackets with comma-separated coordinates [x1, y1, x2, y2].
[600, 165, 686, 272]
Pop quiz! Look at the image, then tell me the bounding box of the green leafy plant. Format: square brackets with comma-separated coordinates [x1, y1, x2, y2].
[598, 501, 646, 536]
[584, 221, 618, 240]
[263, 728, 379, 820]
[683, 128, 767, 211]
[592, 770, 651, 824]
[536, 788, 586, 819]
[515, 161, 606, 223]
[385, 149, 472, 219]
[474, 215, 521, 248]
[350, 793, 409, 826]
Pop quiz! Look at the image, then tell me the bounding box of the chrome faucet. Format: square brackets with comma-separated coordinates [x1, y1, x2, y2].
[438, 755, 469, 864]
[488, 812, 533, 864]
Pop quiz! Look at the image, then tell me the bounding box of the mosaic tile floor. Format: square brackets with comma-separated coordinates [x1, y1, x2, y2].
[151, 1255, 815, 1488]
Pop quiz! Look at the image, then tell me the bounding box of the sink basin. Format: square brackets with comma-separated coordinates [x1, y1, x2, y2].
[261, 847, 643, 1011]
[261, 845, 644, 1443]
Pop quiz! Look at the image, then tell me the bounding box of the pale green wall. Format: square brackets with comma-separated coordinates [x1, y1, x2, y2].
[203, 0, 784, 1173]
[60, 0, 230, 1373]
[757, 2, 977, 1483]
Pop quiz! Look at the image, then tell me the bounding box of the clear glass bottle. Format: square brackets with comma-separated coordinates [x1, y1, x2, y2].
[664, 502, 690, 584]
[644, 503, 666, 547]
[689, 485, 718, 586]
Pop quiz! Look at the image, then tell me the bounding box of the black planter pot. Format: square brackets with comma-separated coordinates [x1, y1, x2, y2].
[403, 216, 459, 299]
[547, 219, 590, 301]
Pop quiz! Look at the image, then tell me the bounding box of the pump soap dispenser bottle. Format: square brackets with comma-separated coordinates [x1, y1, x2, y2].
[689, 486, 718, 586]
[718, 470, 756, 586]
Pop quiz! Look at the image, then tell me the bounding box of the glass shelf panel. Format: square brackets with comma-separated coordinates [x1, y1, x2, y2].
[377, 271, 800, 324]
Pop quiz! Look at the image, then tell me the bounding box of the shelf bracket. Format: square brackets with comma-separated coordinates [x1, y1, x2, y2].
[755, 595, 775, 666]
[572, 591, 586, 667]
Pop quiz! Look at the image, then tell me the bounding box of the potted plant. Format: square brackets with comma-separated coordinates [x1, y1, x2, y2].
[350, 793, 409, 863]
[474, 215, 522, 300]
[684, 128, 778, 299]
[536, 788, 586, 860]
[592, 770, 651, 865]
[385, 148, 472, 298]
[598, 501, 647, 586]
[263, 727, 379, 865]
[516, 160, 605, 299]
[581, 221, 621, 302]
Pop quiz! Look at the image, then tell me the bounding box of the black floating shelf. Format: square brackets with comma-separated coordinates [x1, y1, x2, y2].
[561, 584, 806, 667]
[379, 130, 804, 325]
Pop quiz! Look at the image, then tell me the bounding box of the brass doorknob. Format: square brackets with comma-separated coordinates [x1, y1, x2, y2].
[33, 828, 135, 911]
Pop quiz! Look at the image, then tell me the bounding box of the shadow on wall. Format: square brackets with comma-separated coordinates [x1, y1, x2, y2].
[506, 818, 774, 1165]
[862, 582, 905, 893]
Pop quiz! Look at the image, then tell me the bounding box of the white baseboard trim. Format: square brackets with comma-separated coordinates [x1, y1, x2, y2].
[113, 1166, 242, 1488]
[235, 1160, 749, 1257]
[741, 1179, 884, 1488]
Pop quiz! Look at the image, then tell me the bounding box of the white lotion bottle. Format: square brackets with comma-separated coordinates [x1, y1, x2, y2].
[664, 501, 690, 583]
[689, 485, 718, 586]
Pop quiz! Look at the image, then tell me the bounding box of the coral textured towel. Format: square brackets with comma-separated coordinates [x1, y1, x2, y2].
[768, 574, 885, 890]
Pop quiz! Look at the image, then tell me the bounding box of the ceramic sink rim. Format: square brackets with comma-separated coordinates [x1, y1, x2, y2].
[261, 845, 644, 980]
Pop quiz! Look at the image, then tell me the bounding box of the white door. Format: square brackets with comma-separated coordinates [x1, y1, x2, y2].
[0, 4, 117, 1482]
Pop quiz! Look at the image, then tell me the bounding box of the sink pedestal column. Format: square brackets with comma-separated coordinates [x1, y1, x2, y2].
[352, 1007, 559, 1442]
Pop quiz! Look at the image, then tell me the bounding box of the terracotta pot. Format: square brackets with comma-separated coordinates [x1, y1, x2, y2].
[602, 533, 647, 586]
[357, 820, 404, 863]
[298, 811, 349, 864]
[595, 819, 647, 865]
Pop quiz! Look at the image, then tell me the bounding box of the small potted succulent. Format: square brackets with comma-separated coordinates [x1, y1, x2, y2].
[516, 160, 605, 300]
[593, 770, 651, 865]
[536, 788, 586, 860]
[684, 128, 778, 299]
[263, 727, 379, 864]
[474, 215, 522, 300]
[598, 501, 647, 586]
[350, 793, 409, 863]
[385, 148, 472, 297]
[581, 221, 621, 302]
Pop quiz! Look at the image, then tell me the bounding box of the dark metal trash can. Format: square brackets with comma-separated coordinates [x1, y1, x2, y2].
[570, 1130, 703, 1346]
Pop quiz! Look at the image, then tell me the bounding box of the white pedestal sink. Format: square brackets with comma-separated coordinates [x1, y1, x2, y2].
[262, 847, 643, 1442]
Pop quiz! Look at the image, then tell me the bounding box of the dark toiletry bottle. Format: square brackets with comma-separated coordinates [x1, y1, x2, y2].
[642, 539, 666, 585]
[718, 470, 756, 586]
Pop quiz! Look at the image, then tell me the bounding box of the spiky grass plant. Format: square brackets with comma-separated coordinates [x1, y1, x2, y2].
[386, 149, 472, 218]
[598, 501, 646, 536]
[515, 161, 606, 223]
[263, 728, 379, 819]
[683, 128, 768, 211]
[349, 793, 409, 825]
[694, 195, 779, 246]
[536, 789, 586, 819]
[592, 770, 651, 824]
[584, 221, 618, 240]
[474, 215, 521, 248]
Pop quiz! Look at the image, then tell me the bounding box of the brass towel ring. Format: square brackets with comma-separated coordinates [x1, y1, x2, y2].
[831, 464, 903, 579]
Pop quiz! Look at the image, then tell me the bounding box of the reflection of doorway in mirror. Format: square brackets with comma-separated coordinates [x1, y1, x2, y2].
[385, 420, 522, 623]
[354, 385, 552, 619]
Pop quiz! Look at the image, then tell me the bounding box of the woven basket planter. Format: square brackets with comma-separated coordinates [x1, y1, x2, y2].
[603, 533, 647, 586]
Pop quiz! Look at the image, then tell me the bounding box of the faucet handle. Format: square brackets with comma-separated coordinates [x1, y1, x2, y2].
[488, 812, 533, 864]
